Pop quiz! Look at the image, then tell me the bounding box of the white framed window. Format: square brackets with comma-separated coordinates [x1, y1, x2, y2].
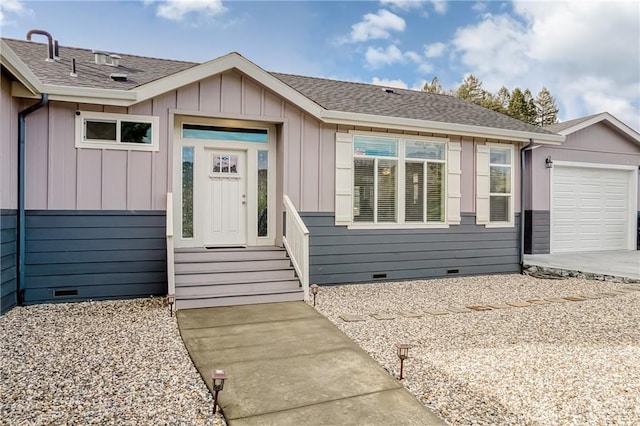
[476, 144, 515, 227]
[336, 132, 459, 228]
[75, 111, 159, 151]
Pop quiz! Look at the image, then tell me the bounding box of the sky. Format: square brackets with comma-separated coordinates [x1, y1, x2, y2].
[1, 0, 639, 131]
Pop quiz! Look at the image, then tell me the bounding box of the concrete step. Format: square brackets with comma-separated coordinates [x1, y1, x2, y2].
[175, 289, 304, 310]
[176, 279, 301, 297]
[175, 268, 297, 285]
[175, 258, 292, 274]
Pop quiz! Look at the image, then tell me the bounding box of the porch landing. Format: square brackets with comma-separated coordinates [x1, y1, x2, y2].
[177, 301, 444, 425]
[174, 246, 304, 310]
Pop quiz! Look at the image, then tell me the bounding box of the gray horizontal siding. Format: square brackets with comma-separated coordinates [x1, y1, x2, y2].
[1, 210, 17, 314]
[301, 212, 521, 285]
[524, 210, 550, 254]
[23, 210, 167, 304]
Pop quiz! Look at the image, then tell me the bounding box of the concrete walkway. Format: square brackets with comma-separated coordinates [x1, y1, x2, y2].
[177, 302, 444, 426]
[524, 250, 640, 280]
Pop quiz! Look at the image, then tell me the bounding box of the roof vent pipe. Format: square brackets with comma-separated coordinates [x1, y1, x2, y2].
[93, 50, 108, 65]
[70, 58, 77, 77]
[53, 40, 60, 60]
[25, 29, 54, 62]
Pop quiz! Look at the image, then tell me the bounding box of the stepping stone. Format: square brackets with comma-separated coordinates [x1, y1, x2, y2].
[527, 299, 551, 305]
[506, 301, 531, 307]
[563, 296, 586, 302]
[581, 293, 605, 300]
[446, 306, 472, 314]
[399, 311, 423, 318]
[622, 286, 640, 291]
[370, 313, 395, 320]
[545, 298, 568, 303]
[424, 309, 449, 316]
[488, 303, 512, 309]
[466, 305, 493, 311]
[340, 314, 366, 322]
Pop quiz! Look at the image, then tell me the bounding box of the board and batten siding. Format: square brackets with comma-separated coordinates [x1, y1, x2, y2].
[301, 212, 520, 285]
[1, 210, 17, 314]
[22, 211, 166, 304]
[1, 71, 21, 209]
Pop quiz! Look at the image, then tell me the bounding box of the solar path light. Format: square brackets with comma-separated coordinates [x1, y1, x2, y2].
[212, 369, 227, 414]
[396, 343, 411, 380]
[310, 284, 319, 307]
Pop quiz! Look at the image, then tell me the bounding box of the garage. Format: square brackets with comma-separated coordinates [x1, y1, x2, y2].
[551, 163, 635, 253]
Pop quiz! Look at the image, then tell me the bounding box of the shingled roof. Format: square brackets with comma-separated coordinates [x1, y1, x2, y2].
[2, 38, 197, 90]
[544, 113, 600, 133]
[2, 37, 556, 136]
[271, 73, 555, 135]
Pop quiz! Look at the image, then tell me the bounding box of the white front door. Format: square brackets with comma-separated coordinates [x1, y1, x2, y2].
[204, 150, 247, 246]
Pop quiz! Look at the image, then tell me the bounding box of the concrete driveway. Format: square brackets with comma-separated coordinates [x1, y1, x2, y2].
[524, 250, 640, 280]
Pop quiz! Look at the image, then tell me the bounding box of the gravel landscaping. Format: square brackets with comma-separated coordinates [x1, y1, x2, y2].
[313, 274, 640, 425]
[0, 298, 225, 425]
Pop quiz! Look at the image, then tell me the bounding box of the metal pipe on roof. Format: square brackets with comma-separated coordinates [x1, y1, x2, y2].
[25, 29, 54, 61]
[17, 94, 49, 305]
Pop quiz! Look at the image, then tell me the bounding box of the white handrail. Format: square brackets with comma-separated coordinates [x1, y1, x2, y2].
[166, 193, 176, 311]
[282, 195, 310, 301]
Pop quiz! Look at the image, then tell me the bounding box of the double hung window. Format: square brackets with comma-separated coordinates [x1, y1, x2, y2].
[489, 147, 512, 223]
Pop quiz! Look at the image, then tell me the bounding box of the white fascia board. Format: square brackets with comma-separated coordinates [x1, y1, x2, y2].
[134, 52, 325, 119]
[321, 110, 565, 144]
[42, 84, 137, 102]
[557, 112, 640, 145]
[0, 39, 43, 94]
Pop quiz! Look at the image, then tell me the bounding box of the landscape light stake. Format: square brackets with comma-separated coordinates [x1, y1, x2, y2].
[396, 343, 411, 380]
[167, 294, 175, 317]
[310, 284, 319, 307]
[212, 369, 227, 414]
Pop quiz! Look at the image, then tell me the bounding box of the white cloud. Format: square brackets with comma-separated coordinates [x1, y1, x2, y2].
[472, 2, 487, 12]
[348, 9, 405, 43]
[364, 45, 432, 72]
[0, 0, 27, 25]
[380, 0, 447, 14]
[451, 1, 640, 130]
[147, 0, 226, 21]
[365, 45, 405, 67]
[424, 42, 446, 58]
[371, 77, 409, 89]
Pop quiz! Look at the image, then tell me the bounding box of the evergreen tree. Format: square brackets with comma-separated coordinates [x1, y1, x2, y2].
[495, 86, 511, 113]
[535, 87, 559, 127]
[523, 89, 538, 125]
[423, 76, 444, 94]
[455, 74, 484, 103]
[508, 88, 528, 122]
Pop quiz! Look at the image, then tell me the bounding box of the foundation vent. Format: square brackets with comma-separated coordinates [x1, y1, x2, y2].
[373, 273, 387, 279]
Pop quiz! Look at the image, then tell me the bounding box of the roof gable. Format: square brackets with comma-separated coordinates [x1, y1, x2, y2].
[547, 112, 640, 145]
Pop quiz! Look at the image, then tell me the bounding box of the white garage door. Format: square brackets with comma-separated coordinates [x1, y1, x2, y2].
[552, 165, 632, 253]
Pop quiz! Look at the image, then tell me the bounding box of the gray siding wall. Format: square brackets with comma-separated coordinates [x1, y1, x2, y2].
[524, 210, 550, 254]
[301, 212, 520, 285]
[1, 210, 17, 314]
[1, 71, 20, 209]
[23, 211, 167, 304]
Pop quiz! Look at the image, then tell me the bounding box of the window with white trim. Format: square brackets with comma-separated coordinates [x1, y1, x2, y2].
[351, 135, 447, 225]
[75, 111, 159, 151]
[489, 146, 513, 223]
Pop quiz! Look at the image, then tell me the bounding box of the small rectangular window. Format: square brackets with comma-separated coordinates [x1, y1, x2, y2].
[182, 124, 268, 143]
[76, 112, 159, 151]
[354, 136, 398, 157]
[489, 147, 512, 223]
